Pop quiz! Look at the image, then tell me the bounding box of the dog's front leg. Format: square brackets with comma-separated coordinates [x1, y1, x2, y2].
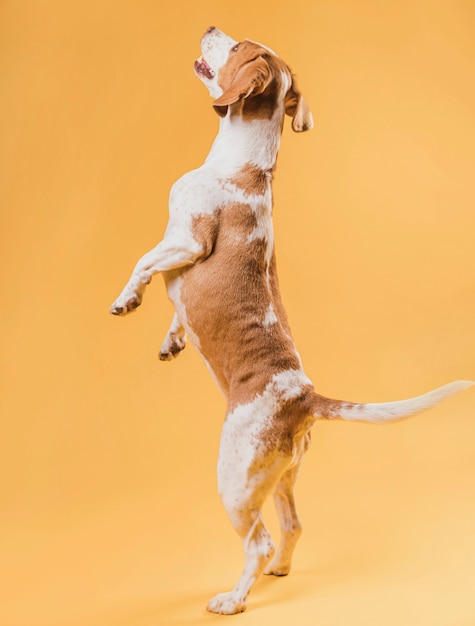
[110, 238, 202, 316]
[159, 313, 186, 361]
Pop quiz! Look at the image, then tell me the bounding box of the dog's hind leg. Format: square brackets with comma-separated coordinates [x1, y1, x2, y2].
[264, 462, 304, 576]
[207, 416, 292, 614]
[207, 507, 275, 615]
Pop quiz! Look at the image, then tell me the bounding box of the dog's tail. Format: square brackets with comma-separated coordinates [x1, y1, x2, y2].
[311, 380, 474, 424]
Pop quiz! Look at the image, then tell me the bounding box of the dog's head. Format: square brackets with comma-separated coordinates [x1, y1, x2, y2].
[194, 27, 313, 132]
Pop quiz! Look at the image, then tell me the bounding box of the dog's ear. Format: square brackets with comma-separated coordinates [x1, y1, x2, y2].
[285, 75, 314, 132]
[213, 56, 271, 117]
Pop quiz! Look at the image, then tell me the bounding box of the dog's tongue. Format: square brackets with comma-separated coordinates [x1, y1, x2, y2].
[194, 57, 215, 79]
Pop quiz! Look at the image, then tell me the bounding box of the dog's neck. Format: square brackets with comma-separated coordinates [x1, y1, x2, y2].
[205, 110, 284, 173]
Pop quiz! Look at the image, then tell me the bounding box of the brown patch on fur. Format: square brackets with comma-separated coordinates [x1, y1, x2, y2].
[191, 212, 221, 260]
[241, 78, 279, 122]
[259, 387, 316, 457]
[180, 201, 302, 408]
[311, 393, 345, 418]
[230, 163, 271, 196]
[267, 251, 292, 337]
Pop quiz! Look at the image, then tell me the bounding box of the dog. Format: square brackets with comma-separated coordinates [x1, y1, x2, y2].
[110, 26, 473, 614]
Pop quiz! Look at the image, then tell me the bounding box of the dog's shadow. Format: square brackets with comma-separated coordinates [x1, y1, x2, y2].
[102, 544, 407, 624]
[250, 543, 409, 612]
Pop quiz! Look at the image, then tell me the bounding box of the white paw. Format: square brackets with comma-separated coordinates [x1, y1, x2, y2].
[263, 561, 291, 576]
[206, 591, 247, 615]
[110, 290, 142, 316]
[264, 554, 290, 576]
[159, 333, 186, 361]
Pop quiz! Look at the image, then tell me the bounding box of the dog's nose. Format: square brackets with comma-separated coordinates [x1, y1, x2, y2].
[206, 26, 216, 33]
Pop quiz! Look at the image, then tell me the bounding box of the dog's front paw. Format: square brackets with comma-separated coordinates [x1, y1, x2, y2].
[207, 591, 247, 615]
[159, 333, 186, 361]
[110, 291, 142, 316]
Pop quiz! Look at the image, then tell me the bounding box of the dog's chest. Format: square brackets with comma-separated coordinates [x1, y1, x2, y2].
[169, 163, 272, 213]
[168, 163, 274, 259]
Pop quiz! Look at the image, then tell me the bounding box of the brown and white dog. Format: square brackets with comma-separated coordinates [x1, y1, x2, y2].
[110, 27, 473, 614]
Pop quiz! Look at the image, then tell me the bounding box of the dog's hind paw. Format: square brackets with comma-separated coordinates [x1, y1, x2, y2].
[263, 562, 291, 576]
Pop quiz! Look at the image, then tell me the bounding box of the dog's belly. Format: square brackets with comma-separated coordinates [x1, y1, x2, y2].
[165, 235, 304, 407]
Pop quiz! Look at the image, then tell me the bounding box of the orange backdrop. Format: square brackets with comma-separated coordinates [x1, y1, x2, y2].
[1, 1, 474, 625]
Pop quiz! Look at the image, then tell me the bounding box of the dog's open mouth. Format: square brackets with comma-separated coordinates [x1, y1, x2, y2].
[194, 57, 215, 80]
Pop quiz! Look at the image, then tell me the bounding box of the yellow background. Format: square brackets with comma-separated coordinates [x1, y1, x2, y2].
[1, 1, 474, 624]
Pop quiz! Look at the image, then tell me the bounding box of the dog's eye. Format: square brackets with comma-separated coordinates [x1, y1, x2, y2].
[231, 43, 240, 52]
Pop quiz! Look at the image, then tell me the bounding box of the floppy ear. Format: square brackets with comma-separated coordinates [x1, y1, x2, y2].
[285, 76, 314, 132]
[213, 56, 271, 117]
